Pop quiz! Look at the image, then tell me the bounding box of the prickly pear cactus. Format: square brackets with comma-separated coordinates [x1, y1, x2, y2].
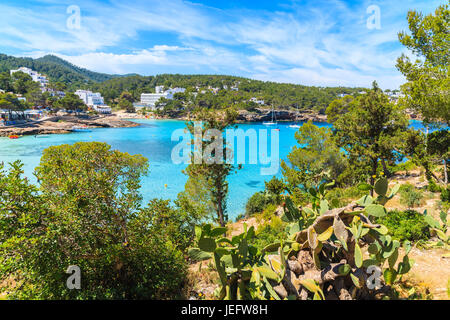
[261, 179, 414, 300]
[189, 179, 414, 300]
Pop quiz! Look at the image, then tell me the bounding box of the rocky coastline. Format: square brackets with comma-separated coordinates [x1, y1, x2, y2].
[114, 108, 328, 123]
[236, 108, 327, 123]
[0, 115, 139, 137]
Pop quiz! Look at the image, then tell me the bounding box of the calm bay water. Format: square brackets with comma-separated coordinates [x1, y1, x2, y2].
[0, 119, 427, 218]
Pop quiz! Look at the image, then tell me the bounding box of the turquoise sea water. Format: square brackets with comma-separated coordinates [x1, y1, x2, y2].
[0, 119, 428, 218]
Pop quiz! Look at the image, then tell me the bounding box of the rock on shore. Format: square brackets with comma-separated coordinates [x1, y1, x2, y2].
[0, 115, 139, 137]
[237, 108, 327, 123]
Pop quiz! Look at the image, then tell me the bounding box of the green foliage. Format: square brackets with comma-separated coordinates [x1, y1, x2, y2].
[53, 92, 86, 112]
[89, 73, 365, 111]
[376, 210, 430, 242]
[0, 54, 120, 86]
[325, 186, 367, 208]
[0, 143, 188, 299]
[245, 192, 268, 217]
[328, 82, 409, 185]
[423, 210, 449, 246]
[281, 121, 347, 195]
[398, 184, 424, 208]
[396, 4, 449, 126]
[182, 108, 239, 226]
[251, 217, 288, 252]
[264, 176, 285, 204]
[441, 188, 450, 202]
[391, 160, 418, 174]
[188, 223, 270, 300]
[190, 179, 413, 300]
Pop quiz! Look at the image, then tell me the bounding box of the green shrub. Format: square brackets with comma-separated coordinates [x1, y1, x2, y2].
[391, 160, 418, 174]
[440, 188, 450, 202]
[245, 192, 267, 217]
[251, 217, 287, 251]
[0, 143, 188, 300]
[261, 203, 279, 220]
[376, 210, 430, 242]
[325, 185, 366, 208]
[264, 176, 285, 204]
[399, 183, 424, 208]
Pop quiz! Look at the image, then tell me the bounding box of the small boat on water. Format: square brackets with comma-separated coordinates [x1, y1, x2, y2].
[263, 105, 278, 126]
[9, 135, 20, 139]
[72, 125, 92, 132]
[288, 105, 301, 129]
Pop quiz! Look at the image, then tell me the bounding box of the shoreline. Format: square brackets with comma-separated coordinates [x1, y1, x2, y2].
[0, 109, 423, 138]
[0, 114, 139, 137]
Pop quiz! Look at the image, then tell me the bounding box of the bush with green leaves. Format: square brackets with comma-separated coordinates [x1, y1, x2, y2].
[245, 192, 268, 217]
[325, 185, 367, 208]
[0, 143, 188, 300]
[251, 217, 288, 251]
[264, 177, 285, 204]
[440, 188, 450, 202]
[375, 210, 430, 242]
[398, 183, 424, 208]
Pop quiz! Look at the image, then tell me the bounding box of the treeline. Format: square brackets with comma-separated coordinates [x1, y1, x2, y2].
[0, 52, 368, 113]
[0, 54, 121, 86]
[91, 74, 366, 112]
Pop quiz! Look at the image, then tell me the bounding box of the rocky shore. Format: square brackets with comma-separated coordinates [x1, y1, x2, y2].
[236, 108, 327, 123]
[0, 115, 139, 137]
[114, 108, 328, 123]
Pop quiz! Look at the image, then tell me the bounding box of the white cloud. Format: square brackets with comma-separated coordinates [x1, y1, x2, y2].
[0, 0, 446, 89]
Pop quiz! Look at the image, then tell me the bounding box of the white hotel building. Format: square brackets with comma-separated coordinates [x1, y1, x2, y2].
[74, 90, 111, 114]
[10, 67, 49, 91]
[139, 87, 186, 110]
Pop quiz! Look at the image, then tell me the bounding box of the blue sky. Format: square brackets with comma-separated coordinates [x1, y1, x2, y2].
[0, 0, 445, 89]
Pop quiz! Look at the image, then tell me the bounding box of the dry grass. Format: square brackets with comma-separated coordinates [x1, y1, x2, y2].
[185, 261, 220, 300]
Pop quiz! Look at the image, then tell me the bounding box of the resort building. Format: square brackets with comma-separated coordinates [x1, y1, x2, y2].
[139, 87, 186, 110]
[93, 105, 112, 114]
[0, 109, 41, 125]
[75, 90, 105, 106]
[10, 67, 49, 92]
[250, 97, 265, 105]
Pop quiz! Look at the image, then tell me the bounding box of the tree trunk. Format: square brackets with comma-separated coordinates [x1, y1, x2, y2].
[370, 159, 378, 196]
[444, 159, 448, 185]
[217, 196, 225, 227]
[381, 159, 391, 178]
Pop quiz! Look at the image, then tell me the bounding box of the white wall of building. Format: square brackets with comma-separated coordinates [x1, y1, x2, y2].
[10, 67, 48, 91]
[75, 90, 105, 106]
[140, 87, 186, 109]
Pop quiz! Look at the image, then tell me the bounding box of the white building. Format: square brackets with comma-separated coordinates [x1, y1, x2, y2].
[74, 90, 105, 106]
[10, 67, 49, 91]
[93, 105, 111, 114]
[140, 87, 186, 109]
[250, 97, 265, 105]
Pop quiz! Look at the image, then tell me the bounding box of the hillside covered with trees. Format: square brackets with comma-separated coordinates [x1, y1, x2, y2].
[0, 54, 122, 85]
[0, 53, 366, 113]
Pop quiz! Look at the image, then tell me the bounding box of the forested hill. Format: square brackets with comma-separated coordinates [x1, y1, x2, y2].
[91, 74, 366, 111]
[0, 54, 123, 84]
[0, 53, 366, 111]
